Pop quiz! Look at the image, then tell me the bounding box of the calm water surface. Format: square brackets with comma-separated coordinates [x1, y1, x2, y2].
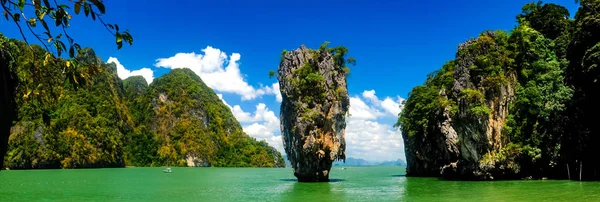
[1, 166, 599, 201]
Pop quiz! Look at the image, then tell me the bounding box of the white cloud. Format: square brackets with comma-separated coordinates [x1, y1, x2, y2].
[362, 90, 379, 104]
[232, 103, 278, 124]
[107, 57, 154, 84]
[360, 89, 404, 116]
[154, 46, 279, 101]
[262, 82, 282, 103]
[345, 117, 404, 162]
[349, 97, 382, 120]
[381, 97, 404, 116]
[244, 123, 284, 153]
[226, 103, 284, 153]
[343, 92, 406, 162]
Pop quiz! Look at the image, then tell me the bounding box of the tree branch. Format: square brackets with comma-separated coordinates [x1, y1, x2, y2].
[1, 3, 29, 44]
[21, 12, 50, 51]
[94, 11, 116, 36]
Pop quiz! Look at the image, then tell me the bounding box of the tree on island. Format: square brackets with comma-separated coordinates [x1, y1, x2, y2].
[0, 0, 132, 170]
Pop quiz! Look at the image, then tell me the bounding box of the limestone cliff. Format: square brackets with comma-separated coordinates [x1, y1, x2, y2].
[440, 31, 516, 179]
[139, 68, 286, 168]
[400, 28, 571, 180]
[278, 44, 351, 182]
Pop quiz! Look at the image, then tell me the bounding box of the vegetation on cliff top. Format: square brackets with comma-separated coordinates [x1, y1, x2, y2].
[134, 68, 284, 167]
[281, 42, 355, 118]
[2, 34, 284, 169]
[397, 1, 599, 179]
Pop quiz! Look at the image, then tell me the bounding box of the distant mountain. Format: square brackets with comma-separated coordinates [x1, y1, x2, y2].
[377, 159, 407, 166]
[282, 155, 406, 167]
[332, 157, 407, 167]
[333, 157, 371, 166]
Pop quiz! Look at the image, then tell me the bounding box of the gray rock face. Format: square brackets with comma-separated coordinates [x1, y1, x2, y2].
[404, 32, 516, 180]
[278, 45, 349, 182]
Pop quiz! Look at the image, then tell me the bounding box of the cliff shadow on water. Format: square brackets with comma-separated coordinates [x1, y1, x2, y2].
[278, 178, 348, 201]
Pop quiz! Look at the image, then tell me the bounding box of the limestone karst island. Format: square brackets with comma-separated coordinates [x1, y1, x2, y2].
[1, 0, 600, 201]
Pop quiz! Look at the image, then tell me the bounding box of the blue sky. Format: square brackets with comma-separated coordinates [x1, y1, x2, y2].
[0, 0, 580, 161]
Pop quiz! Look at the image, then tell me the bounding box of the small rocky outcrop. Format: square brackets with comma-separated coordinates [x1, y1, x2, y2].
[278, 44, 351, 182]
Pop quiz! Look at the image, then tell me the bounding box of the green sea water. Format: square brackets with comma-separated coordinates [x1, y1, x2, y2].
[1, 166, 599, 202]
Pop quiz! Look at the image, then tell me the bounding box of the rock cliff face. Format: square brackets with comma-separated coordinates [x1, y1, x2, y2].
[278, 45, 350, 182]
[402, 31, 519, 180]
[440, 32, 516, 179]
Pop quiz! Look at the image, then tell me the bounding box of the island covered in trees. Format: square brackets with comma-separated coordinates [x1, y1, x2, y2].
[398, 1, 600, 181]
[1, 36, 284, 169]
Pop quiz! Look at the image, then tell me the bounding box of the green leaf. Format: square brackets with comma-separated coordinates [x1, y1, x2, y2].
[59, 40, 66, 50]
[91, 10, 96, 20]
[3, 11, 8, 20]
[62, 15, 69, 26]
[268, 70, 275, 79]
[42, 0, 49, 7]
[54, 10, 62, 26]
[124, 31, 133, 44]
[12, 13, 20, 22]
[91, 0, 105, 14]
[84, 3, 90, 16]
[116, 33, 123, 49]
[18, 0, 25, 10]
[23, 89, 32, 98]
[37, 10, 46, 19]
[347, 57, 356, 66]
[43, 31, 51, 39]
[33, 0, 40, 10]
[74, 2, 81, 14]
[69, 45, 75, 58]
[28, 18, 36, 27]
[72, 73, 78, 84]
[55, 40, 67, 56]
[43, 53, 51, 66]
[41, 20, 49, 32]
[115, 24, 119, 32]
[73, 43, 81, 52]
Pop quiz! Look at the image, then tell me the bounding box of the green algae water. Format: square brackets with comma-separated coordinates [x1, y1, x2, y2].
[1, 166, 599, 201]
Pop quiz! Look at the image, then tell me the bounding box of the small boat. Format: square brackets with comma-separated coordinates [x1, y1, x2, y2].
[163, 168, 172, 173]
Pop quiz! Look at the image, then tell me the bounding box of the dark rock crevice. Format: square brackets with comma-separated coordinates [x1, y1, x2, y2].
[0, 45, 18, 170]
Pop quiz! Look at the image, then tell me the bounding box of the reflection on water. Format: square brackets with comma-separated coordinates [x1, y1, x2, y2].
[400, 176, 600, 202]
[277, 168, 408, 201]
[2, 167, 600, 201]
[279, 179, 347, 202]
[278, 179, 345, 182]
